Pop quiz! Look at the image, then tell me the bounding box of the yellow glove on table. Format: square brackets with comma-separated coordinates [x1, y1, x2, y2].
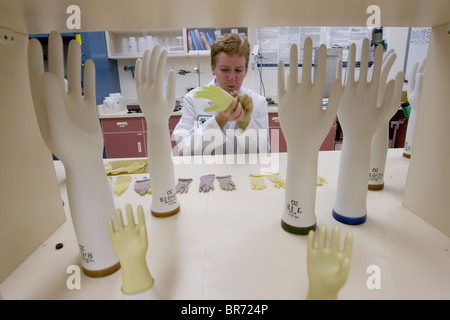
[195, 85, 234, 112]
[306, 225, 353, 300]
[108, 204, 155, 296]
[235, 92, 253, 130]
[104, 160, 148, 176]
[264, 172, 285, 189]
[249, 174, 266, 190]
[114, 176, 132, 196]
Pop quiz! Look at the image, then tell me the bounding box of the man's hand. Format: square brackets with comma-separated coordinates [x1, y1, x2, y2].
[214, 97, 246, 128]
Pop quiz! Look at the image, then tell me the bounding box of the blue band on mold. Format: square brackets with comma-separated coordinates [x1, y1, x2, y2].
[332, 209, 367, 225]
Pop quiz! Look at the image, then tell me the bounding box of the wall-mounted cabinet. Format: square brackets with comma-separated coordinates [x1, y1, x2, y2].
[105, 27, 248, 60]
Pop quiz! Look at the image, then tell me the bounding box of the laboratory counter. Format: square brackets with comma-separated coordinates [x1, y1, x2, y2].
[1, 149, 449, 300]
[97, 103, 279, 119]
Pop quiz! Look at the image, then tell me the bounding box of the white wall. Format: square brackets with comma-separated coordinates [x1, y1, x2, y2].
[117, 55, 215, 101]
[403, 24, 450, 237]
[116, 27, 412, 102]
[0, 32, 66, 282]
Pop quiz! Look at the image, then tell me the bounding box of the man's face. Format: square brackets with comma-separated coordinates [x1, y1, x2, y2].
[211, 52, 247, 95]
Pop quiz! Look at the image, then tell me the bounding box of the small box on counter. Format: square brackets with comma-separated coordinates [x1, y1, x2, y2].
[127, 103, 142, 113]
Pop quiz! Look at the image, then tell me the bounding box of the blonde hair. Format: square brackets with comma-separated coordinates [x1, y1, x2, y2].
[210, 33, 250, 69]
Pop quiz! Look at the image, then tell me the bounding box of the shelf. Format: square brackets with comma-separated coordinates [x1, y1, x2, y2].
[105, 29, 185, 59]
[186, 27, 247, 53]
[108, 51, 185, 60]
[106, 27, 248, 60]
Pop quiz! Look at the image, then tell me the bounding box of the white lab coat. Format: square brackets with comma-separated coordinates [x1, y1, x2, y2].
[173, 79, 270, 156]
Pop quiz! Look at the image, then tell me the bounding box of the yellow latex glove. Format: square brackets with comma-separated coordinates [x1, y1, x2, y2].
[114, 176, 132, 196]
[306, 225, 353, 300]
[249, 174, 266, 190]
[105, 160, 148, 176]
[234, 92, 253, 130]
[104, 162, 113, 173]
[195, 85, 234, 112]
[108, 204, 155, 296]
[264, 172, 285, 189]
[316, 174, 326, 186]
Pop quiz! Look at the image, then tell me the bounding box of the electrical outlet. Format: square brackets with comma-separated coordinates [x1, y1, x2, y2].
[0, 27, 15, 45]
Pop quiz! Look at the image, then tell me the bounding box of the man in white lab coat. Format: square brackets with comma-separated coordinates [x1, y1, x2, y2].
[173, 33, 269, 156]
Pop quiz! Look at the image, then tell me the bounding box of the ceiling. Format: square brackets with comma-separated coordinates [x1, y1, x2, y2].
[1, 0, 450, 34]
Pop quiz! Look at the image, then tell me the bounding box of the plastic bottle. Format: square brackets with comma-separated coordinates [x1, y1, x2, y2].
[145, 36, 153, 52]
[121, 37, 129, 53]
[128, 37, 137, 53]
[137, 37, 146, 53]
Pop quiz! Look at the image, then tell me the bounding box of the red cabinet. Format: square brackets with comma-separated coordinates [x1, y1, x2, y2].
[169, 115, 181, 156]
[320, 120, 337, 151]
[268, 114, 287, 153]
[101, 115, 182, 158]
[101, 113, 334, 158]
[102, 118, 146, 158]
[101, 118, 145, 133]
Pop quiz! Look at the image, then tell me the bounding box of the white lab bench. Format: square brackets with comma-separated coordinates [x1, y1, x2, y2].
[1, 149, 449, 300]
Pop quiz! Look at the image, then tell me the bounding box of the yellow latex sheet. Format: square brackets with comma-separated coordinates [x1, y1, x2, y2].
[104, 159, 149, 176]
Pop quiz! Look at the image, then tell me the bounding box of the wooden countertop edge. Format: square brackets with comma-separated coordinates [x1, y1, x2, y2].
[98, 106, 279, 119]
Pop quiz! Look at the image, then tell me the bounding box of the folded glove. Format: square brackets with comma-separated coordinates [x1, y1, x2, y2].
[114, 175, 132, 196]
[176, 178, 193, 194]
[134, 177, 152, 196]
[199, 174, 215, 192]
[264, 172, 285, 189]
[234, 92, 253, 130]
[249, 174, 266, 190]
[104, 160, 148, 175]
[216, 175, 236, 191]
[195, 85, 234, 112]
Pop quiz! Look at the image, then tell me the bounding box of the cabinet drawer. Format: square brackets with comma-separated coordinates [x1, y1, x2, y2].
[268, 114, 280, 127]
[142, 115, 181, 131]
[101, 118, 144, 133]
[104, 132, 146, 158]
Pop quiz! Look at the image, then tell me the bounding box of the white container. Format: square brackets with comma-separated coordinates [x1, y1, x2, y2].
[137, 37, 146, 53]
[145, 36, 153, 51]
[109, 93, 125, 112]
[103, 97, 116, 114]
[121, 37, 129, 53]
[104, 93, 125, 113]
[128, 37, 137, 53]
